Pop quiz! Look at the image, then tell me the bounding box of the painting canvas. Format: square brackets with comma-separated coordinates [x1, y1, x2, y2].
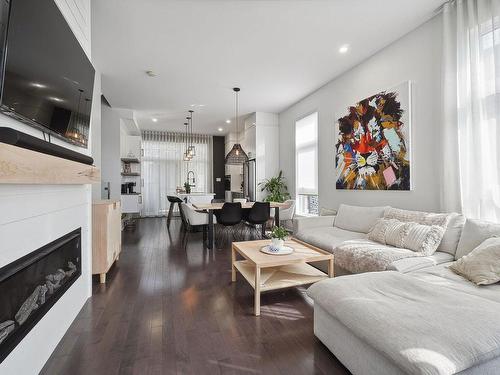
[335, 82, 411, 190]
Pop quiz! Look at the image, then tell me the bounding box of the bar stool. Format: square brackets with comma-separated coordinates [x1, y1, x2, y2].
[167, 196, 184, 228]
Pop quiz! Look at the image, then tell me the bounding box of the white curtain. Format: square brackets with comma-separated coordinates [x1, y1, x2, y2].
[141, 131, 213, 217]
[442, 0, 500, 221]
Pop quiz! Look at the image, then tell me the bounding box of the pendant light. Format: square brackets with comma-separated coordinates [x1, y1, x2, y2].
[183, 120, 190, 161]
[188, 110, 196, 157]
[225, 87, 248, 165]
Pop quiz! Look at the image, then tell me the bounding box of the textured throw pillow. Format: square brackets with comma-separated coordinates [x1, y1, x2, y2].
[384, 219, 411, 248]
[403, 223, 445, 255]
[368, 218, 445, 256]
[449, 237, 500, 285]
[384, 207, 450, 227]
[368, 218, 390, 244]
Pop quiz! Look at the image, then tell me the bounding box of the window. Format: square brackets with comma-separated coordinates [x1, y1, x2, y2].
[295, 112, 318, 215]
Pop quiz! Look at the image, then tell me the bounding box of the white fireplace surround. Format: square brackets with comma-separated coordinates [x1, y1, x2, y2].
[0, 1, 96, 374]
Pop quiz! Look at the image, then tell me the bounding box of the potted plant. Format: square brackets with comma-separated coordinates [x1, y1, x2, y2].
[270, 226, 288, 250]
[259, 170, 291, 203]
[184, 181, 191, 194]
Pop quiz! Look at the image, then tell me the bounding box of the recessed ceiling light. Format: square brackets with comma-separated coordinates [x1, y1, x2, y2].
[31, 82, 46, 88]
[339, 44, 350, 54]
[145, 70, 157, 77]
[225, 119, 231, 124]
[218, 127, 223, 132]
[152, 118, 158, 122]
[49, 96, 63, 102]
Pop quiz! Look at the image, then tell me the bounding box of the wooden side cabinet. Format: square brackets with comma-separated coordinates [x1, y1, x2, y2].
[92, 200, 122, 283]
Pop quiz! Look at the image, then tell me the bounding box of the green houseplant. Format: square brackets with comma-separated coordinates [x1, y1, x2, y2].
[270, 226, 288, 249]
[183, 181, 191, 194]
[259, 170, 290, 203]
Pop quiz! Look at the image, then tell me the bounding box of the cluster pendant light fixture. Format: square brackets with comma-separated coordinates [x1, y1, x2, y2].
[225, 87, 248, 165]
[183, 110, 196, 162]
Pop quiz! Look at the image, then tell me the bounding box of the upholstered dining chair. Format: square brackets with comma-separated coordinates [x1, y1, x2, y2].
[270, 199, 295, 230]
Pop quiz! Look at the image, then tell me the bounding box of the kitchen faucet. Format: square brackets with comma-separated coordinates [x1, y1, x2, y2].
[187, 170, 195, 187]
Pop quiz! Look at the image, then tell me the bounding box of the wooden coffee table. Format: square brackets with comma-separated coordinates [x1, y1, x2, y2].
[231, 238, 334, 316]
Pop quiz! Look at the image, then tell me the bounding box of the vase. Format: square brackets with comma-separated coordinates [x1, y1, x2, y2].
[271, 238, 284, 250]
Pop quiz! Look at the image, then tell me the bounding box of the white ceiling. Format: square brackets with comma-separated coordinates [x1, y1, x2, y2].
[92, 0, 444, 135]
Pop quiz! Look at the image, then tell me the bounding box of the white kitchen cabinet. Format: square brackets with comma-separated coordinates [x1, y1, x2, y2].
[121, 194, 142, 214]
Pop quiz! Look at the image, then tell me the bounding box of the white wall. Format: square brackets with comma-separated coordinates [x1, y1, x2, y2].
[255, 112, 279, 201]
[101, 102, 122, 199]
[0, 1, 96, 374]
[279, 15, 443, 212]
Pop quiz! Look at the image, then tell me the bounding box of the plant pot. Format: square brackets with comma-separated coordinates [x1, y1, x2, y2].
[271, 238, 284, 249]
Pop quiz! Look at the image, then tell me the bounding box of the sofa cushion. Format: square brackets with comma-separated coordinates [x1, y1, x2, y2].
[370, 218, 445, 256]
[450, 237, 500, 285]
[384, 207, 450, 227]
[437, 213, 466, 255]
[456, 218, 500, 260]
[295, 227, 367, 253]
[334, 239, 423, 274]
[387, 251, 454, 273]
[334, 204, 387, 234]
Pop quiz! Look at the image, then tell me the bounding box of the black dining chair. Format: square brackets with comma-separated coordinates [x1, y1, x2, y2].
[215, 202, 243, 248]
[167, 196, 185, 228]
[244, 202, 270, 239]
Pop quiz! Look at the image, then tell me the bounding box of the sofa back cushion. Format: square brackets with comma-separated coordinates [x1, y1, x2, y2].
[456, 218, 500, 260]
[437, 213, 466, 255]
[384, 207, 450, 227]
[334, 204, 387, 234]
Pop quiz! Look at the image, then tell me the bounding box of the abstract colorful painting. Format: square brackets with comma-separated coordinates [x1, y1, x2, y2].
[335, 82, 411, 190]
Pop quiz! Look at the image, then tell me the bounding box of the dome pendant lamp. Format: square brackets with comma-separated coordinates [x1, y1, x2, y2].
[225, 87, 248, 165]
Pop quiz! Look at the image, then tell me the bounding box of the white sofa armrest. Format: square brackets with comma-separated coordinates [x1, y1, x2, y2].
[293, 215, 335, 234]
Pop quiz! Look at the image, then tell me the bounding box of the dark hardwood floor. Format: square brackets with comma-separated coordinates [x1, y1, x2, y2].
[40, 218, 350, 375]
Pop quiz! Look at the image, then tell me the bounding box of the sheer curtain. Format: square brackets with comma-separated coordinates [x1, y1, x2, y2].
[141, 131, 213, 217]
[442, 0, 500, 221]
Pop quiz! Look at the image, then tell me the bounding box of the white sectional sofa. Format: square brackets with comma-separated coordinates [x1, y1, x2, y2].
[294, 204, 464, 275]
[295, 205, 500, 375]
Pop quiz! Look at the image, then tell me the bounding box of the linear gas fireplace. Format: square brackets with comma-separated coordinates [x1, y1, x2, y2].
[0, 228, 81, 363]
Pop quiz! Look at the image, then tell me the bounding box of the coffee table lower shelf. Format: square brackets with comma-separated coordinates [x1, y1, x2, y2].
[232, 260, 329, 315]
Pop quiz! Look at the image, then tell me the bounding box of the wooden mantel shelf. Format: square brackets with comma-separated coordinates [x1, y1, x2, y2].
[0, 143, 100, 184]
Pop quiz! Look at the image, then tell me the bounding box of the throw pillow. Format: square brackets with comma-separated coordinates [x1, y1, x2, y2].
[449, 237, 500, 285]
[384, 207, 450, 227]
[368, 218, 445, 256]
[403, 223, 445, 255]
[368, 218, 390, 244]
[384, 219, 411, 248]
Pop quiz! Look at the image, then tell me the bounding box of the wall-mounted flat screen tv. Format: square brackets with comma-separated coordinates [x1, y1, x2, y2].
[0, 0, 95, 148]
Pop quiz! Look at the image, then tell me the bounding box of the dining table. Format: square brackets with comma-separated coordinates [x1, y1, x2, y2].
[192, 201, 288, 249]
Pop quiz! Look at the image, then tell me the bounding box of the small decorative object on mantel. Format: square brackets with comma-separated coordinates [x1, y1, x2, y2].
[335, 81, 411, 190]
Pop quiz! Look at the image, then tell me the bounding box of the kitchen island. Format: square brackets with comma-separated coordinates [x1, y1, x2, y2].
[177, 192, 216, 205]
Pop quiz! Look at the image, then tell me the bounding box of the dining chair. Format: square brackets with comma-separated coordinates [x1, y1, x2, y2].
[244, 202, 270, 239]
[180, 203, 217, 242]
[215, 202, 243, 248]
[167, 196, 185, 228]
[269, 199, 296, 230]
